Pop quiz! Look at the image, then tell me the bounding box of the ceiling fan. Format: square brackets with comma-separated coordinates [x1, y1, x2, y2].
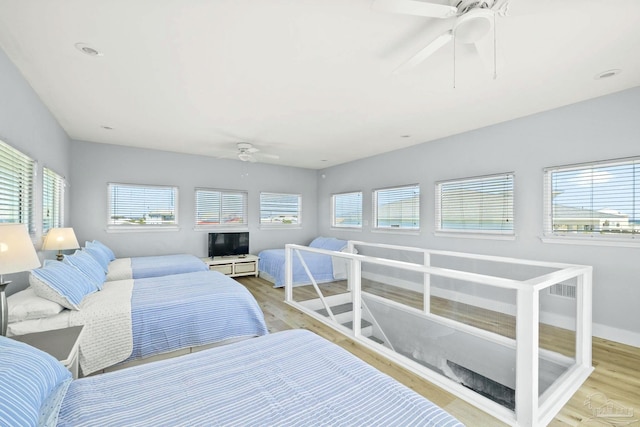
[373, 0, 511, 75]
[236, 142, 279, 163]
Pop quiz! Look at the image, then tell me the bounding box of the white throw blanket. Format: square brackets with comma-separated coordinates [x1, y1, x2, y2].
[69, 279, 134, 375]
[106, 258, 133, 281]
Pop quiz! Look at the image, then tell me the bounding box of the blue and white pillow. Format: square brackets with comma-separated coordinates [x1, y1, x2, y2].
[82, 246, 110, 273]
[63, 250, 106, 290]
[30, 260, 97, 310]
[0, 336, 72, 427]
[85, 240, 116, 262]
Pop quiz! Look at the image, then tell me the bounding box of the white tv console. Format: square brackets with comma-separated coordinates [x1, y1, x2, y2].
[202, 254, 259, 277]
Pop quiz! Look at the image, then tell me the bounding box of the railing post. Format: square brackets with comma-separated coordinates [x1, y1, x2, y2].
[351, 258, 362, 338]
[284, 244, 293, 303]
[515, 286, 539, 427]
[423, 251, 431, 315]
[575, 268, 593, 368]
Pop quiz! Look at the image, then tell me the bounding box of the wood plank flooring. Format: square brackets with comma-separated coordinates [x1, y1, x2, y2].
[237, 276, 640, 427]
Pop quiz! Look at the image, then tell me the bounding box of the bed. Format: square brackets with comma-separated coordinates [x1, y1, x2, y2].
[0, 329, 464, 427]
[7, 259, 268, 376]
[258, 236, 349, 287]
[81, 240, 208, 281]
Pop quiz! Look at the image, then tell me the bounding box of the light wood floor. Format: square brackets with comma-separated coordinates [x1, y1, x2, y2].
[237, 276, 640, 427]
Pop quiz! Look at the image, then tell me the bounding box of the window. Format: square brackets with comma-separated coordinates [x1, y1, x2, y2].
[0, 140, 35, 234]
[543, 157, 639, 243]
[373, 184, 419, 230]
[332, 191, 363, 228]
[260, 192, 301, 227]
[108, 183, 178, 229]
[42, 167, 65, 234]
[436, 173, 514, 235]
[195, 188, 248, 229]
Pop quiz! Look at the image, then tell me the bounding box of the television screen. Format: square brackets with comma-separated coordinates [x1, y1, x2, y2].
[208, 232, 249, 258]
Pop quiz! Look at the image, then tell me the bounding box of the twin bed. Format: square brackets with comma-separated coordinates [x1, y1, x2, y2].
[8, 241, 267, 375]
[0, 329, 464, 427]
[258, 236, 349, 287]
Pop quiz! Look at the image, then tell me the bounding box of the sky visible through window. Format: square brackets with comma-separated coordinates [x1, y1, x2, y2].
[551, 164, 639, 224]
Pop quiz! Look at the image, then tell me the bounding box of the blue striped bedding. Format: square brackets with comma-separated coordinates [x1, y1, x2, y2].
[58, 329, 463, 427]
[259, 249, 338, 287]
[130, 254, 208, 279]
[125, 270, 268, 361]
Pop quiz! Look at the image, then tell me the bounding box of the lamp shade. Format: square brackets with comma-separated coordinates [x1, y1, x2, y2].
[42, 227, 80, 252]
[0, 223, 41, 275]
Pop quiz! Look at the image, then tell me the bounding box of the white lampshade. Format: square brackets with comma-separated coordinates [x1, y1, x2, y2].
[42, 227, 80, 252]
[0, 223, 41, 275]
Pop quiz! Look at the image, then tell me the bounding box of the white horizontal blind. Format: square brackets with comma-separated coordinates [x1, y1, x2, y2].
[436, 173, 514, 234]
[374, 184, 419, 230]
[332, 191, 362, 228]
[544, 157, 639, 238]
[260, 192, 301, 226]
[42, 167, 65, 233]
[195, 188, 248, 229]
[108, 183, 178, 227]
[0, 140, 35, 234]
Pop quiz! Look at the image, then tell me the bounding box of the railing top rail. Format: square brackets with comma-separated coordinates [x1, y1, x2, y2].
[347, 240, 588, 270]
[285, 244, 589, 291]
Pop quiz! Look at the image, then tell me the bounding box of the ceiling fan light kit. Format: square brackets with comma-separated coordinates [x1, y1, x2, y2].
[453, 8, 494, 44]
[375, 0, 506, 76]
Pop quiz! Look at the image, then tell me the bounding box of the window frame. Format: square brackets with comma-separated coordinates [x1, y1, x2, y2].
[435, 172, 515, 239]
[0, 139, 35, 235]
[542, 156, 640, 247]
[107, 182, 179, 232]
[331, 191, 363, 229]
[42, 167, 65, 234]
[372, 184, 420, 232]
[194, 187, 248, 231]
[259, 192, 302, 229]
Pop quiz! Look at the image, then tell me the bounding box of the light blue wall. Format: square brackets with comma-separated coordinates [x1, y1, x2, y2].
[69, 140, 319, 258]
[0, 48, 71, 292]
[317, 87, 640, 346]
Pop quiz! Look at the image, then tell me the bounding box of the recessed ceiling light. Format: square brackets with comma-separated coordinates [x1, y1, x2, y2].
[101, 126, 113, 130]
[401, 135, 411, 138]
[594, 69, 621, 80]
[75, 43, 103, 57]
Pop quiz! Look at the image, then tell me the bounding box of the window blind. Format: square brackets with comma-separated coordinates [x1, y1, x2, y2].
[108, 183, 178, 227]
[544, 157, 639, 239]
[260, 192, 301, 226]
[195, 188, 248, 228]
[374, 184, 419, 230]
[42, 167, 64, 233]
[436, 173, 514, 234]
[0, 140, 35, 234]
[332, 191, 363, 228]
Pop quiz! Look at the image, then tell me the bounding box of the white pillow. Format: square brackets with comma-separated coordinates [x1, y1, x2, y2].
[7, 288, 65, 323]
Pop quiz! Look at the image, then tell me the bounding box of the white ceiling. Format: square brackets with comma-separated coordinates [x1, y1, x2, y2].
[0, 0, 638, 169]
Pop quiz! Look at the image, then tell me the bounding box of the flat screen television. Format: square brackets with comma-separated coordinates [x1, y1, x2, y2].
[208, 232, 249, 258]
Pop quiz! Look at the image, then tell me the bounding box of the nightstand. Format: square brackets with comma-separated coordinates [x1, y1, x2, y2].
[12, 325, 84, 379]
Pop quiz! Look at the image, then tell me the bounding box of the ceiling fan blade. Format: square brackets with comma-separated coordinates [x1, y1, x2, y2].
[248, 155, 258, 163]
[372, 0, 457, 19]
[393, 30, 453, 73]
[260, 153, 280, 160]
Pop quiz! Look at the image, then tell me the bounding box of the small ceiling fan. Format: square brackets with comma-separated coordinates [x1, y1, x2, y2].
[373, 0, 511, 74]
[236, 142, 279, 163]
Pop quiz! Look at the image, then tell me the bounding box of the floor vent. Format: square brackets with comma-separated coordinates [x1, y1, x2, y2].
[549, 283, 576, 299]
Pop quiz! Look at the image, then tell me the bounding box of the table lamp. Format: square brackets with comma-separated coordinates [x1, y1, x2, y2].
[42, 227, 80, 261]
[0, 223, 41, 336]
